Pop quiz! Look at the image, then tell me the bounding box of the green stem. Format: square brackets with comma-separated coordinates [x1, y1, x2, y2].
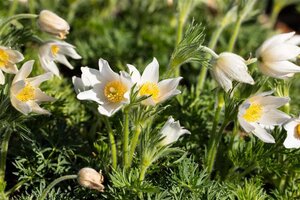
[227, 17, 242, 52]
[0, 14, 38, 35]
[174, 18, 184, 77]
[128, 124, 142, 167]
[103, 116, 117, 169]
[139, 164, 149, 182]
[0, 130, 12, 184]
[5, 179, 28, 196]
[123, 108, 130, 168]
[270, 1, 282, 28]
[8, 0, 19, 16]
[283, 80, 290, 114]
[39, 175, 77, 200]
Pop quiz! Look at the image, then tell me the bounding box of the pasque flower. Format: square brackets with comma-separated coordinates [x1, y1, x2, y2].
[0, 46, 24, 84]
[39, 40, 81, 77]
[283, 116, 300, 148]
[10, 60, 55, 115]
[256, 32, 300, 79]
[77, 167, 104, 192]
[76, 59, 133, 117]
[72, 67, 101, 94]
[38, 10, 70, 39]
[238, 91, 290, 143]
[211, 52, 254, 92]
[160, 116, 190, 146]
[127, 58, 182, 105]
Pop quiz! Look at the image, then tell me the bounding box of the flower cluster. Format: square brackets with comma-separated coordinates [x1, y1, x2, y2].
[73, 58, 182, 117]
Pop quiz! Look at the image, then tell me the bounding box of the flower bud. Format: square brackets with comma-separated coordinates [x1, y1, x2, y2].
[77, 167, 104, 192]
[38, 10, 70, 39]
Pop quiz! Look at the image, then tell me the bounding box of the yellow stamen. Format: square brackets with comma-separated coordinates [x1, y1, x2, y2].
[51, 45, 60, 56]
[139, 82, 160, 101]
[294, 124, 300, 139]
[16, 84, 35, 102]
[243, 103, 263, 122]
[0, 49, 9, 68]
[104, 81, 127, 103]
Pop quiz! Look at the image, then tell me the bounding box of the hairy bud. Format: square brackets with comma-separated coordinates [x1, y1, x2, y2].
[77, 167, 104, 192]
[38, 10, 70, 39]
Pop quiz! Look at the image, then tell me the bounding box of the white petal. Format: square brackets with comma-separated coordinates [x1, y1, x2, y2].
[259, 109, 290, 125]
[1, 63, 18, 74]
[287, 35, 300, 45]
[97, 103, 123, 117]
[10, 81, 25, 94]
[13, 60, 34, 83]
[252, 96, 289, 109]
[257, 32, 295, 56]
[39, 56, 60, 77]
[284, 119, 299, 131]
[262, 44, 300, 62]
[77, 88, 103, 104]
[252, 123, 275, 143]
[141, 58, 159, 83]
[72, 76, 85, 94]
[127, 64, 141, 83]
[58, 44, 81, 59]
[238, 116, 255, 132]
[28, 101, 51, 115]
[35, 88, 55, 102]
[211, 66, 232, 92]
[55, 54, 74, 69]
[98, 58, 119, 82]
[283, 135, 300, 149]
[10, 95, 31, 115]
[6, 49, 24, 63]
[81, 67, 101, 86]
[120, 71, 133, 91]
[27, 72, 53, 87]
[0, 70, 5, 85]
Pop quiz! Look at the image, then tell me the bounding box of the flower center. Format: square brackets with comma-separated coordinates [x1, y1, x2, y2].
[139, 82, 160, 101]
[51, 45, 60, 56]
[243, 103, 263, 122]
[104, 81, 127, 103]
[294, 124, 300, 139]
[16, 84, 35, 102]
[0, 49, 9, 67]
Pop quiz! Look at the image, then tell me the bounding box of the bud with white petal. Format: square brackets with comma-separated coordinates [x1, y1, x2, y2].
[38, 10, 70, 39]
[77, 167, 104, 192]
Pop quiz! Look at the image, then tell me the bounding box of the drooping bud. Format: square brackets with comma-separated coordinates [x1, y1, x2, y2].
[38, 10, 70, 39]
[77, 167, 105, 192]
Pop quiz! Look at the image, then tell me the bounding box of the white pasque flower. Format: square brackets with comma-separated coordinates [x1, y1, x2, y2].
[38, 10, 70, 39]
[39, 40, 81, 77]
[10, 60, 55, 115]
[283, 116, 300, 149]
[0, 46, 24, 84]
[76, 59, 133, 117]
[211, 52, 254, 92]
[160, 116, 190, 146]
[127, 58, 182, 105]
[238, 91, 290, 143]
[72, 67, 101, 94]
[256, 32, 300, 79]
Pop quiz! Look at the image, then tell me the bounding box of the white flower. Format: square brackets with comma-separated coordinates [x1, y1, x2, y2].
[211, 52, 254, 92]
[10, 60, 55, 115]
[127, 58, 182, 105]
[283, 116, 300, 148]
[0, 46, 24, 84]
[238, 91, 290, 143]
[72, 67, 101, 94]
[39, 40, 81, 77]
[160, 116, 190, 146]
[38, 10, 70, 39]
[77, 167, 104, 192]
[77, 59, 133, 117]
[256, 32, 300, 79]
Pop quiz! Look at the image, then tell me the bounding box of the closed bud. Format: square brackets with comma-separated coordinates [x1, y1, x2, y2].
[77, 167, 105, 192]
[38, 10, 70, 39]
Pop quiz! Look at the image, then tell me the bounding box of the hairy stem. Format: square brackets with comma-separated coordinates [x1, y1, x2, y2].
[5, 179, 28, 196]
[39, 175, 77, 200]
[123, 108, 130, 168]
[128, 124, 142, 167]
[0, 130, 12, 185]
[103, 116, 117, 169]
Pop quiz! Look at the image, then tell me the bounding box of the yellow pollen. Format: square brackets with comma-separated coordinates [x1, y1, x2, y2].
[0, 49, 9, 68]
[139, 82, 160, 101]
[295, 124, 300, 139]
[243, 103, 263, 122]
[16, 84, 35, 102]
[51, 45, 60, 56]
[104, 81, 127, 103]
